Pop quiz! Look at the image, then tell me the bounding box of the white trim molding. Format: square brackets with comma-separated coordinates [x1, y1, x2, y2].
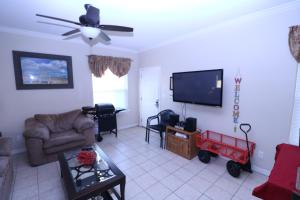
[252, 165, 271, 176]
[118, 123, 139, 130]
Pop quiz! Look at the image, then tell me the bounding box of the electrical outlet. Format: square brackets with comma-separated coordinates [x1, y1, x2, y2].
[258, 151, 264, 159]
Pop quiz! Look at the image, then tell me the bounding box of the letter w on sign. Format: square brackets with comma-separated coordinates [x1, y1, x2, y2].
[235, 78, 242, 84]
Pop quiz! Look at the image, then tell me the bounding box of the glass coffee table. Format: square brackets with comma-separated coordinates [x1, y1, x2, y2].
[58, 145, 126, 200]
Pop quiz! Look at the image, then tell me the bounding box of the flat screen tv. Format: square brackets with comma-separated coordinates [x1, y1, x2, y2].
[172, 69, 223, 107]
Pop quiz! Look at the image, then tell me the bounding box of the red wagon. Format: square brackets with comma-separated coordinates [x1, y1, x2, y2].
[196, 124, 255, 177]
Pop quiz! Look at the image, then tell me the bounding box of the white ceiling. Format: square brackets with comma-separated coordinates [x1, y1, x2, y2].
[0, 0, 295, 51]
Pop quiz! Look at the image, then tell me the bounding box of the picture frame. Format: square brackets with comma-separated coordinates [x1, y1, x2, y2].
[12, 51, 73, 90]
[169, 76, 173, 90]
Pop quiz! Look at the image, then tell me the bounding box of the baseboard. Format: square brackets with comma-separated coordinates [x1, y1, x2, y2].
[11, 124, 139, 154]
[118, 123, 139, 130]
[12, 129, 271, 176]
[218, 155, 270, 176]
[252, 165, 271, 176]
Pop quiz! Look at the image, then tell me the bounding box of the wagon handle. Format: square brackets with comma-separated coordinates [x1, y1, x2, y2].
[239, 123, 253, 173]
[240, 123, 251, 134]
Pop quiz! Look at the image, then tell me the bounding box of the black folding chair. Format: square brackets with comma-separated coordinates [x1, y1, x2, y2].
[145, 109, 176, 148]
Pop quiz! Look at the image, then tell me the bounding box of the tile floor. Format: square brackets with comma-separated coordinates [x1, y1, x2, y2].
[11, 127, 266, 200]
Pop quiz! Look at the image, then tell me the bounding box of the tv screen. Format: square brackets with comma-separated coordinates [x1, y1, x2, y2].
[172, 69, 223, 107]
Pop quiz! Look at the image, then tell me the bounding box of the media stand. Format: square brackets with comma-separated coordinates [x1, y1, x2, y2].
[165, 126, 199, 160]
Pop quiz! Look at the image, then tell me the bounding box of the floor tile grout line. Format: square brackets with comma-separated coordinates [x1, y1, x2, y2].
[136, 148, 209, 199]
[137, 147, 239, 200]
[37, 166, 40, 200]
[105, 133, 212, 199]
[12, 128, 265, 200]
[119, 145, 195, 199]
[101, 129, 264, 200]
[106, 133, 224, 193]
[200, 170, 226, 199]
[102, 131, 240, 198]
[196, 164, 253, 200]
[137, 134, 253, 199]
[10, 162, 17, 200]
[230, 171, 251, 200]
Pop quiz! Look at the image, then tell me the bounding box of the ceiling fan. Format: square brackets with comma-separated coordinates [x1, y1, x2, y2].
[36, 4, 133, 41]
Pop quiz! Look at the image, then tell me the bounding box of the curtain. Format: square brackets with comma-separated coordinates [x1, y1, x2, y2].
[289, 25, 300, 145]
[289, 25, 300, 63]
[88, 55, 131, 77]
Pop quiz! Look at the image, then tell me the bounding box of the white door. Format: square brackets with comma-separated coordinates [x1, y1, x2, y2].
[139, 67, 161, 127]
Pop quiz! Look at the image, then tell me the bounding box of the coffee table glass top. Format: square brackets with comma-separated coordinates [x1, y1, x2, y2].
[63, 146, 116, 192]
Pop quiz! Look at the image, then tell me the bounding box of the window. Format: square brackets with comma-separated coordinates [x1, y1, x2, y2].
[92, 69, 128, 108]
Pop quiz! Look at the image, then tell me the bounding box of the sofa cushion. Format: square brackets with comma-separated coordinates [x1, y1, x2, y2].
[73, 114, 95, 132]
[35, 109, 81, 133]
[24, 118, 50, 140]
[0, 157, 9, 177]
[44, 130, 85, 149]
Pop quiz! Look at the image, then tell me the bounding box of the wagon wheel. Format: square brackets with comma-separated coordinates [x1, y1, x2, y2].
[198, 150, 211, 163]
[226, 160, 241, 178]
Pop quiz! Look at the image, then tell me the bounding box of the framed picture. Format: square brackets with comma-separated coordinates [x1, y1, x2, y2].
[12, 51, 73, 90]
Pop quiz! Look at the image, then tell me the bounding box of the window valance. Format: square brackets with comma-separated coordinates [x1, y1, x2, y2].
[289, 25, 300, 63]
[88, 55, 131, 77]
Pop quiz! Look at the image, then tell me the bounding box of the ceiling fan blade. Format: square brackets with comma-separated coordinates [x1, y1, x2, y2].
[99, 31, 111, 42]
[62, 29, 80, 36]
[36, 14, 81, 26]
[99, 25, 133, 32]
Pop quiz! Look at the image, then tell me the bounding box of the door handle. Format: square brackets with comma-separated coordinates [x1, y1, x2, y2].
[155, 99, 159, 107]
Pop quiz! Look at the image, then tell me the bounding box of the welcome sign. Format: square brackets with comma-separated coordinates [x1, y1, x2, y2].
[233, 76, 242, 132]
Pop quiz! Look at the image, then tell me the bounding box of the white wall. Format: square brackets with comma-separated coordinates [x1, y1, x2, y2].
[0, 32, 139, 152]
[139, 4, 300, 171]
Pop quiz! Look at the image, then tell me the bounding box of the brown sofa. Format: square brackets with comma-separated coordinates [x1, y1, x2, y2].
[0, 137, 13, 200]
[24, 109, 96, 166]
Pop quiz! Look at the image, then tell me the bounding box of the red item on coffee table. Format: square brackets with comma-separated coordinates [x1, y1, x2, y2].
[77, 151, 96, 165]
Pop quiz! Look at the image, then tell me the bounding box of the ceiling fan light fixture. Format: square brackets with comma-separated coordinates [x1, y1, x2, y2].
[80, 27, 100, 39]
[36, 4, 133, 42]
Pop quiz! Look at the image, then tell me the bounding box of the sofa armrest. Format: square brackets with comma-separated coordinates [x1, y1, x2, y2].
[23, 118, 50, 140]
[0, 137, 12, 156]
[82, 128, 96, 145]
[73, 114, 95, 132]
